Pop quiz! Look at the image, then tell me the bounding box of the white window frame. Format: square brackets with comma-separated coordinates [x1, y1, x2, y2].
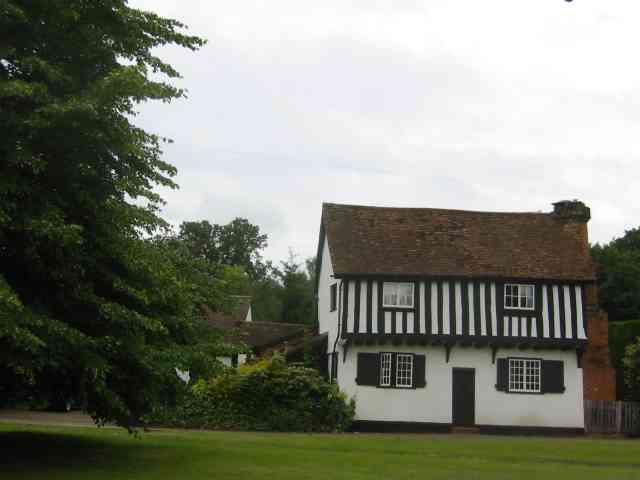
[379, 352, 393, 387]
[395, 353, 414, 388]
[508, 358, 541, 393]
[504, 283, 535, 310]
[382, 282, 414, 308]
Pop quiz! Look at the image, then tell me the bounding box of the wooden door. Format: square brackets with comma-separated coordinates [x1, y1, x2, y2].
[452, 368, 475, 426]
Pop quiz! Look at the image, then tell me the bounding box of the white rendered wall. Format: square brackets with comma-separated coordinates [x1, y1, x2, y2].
[317, 238, 339, 356]
[338, 345, 584, 428]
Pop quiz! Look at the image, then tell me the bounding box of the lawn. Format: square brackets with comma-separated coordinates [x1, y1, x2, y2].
[1, 423, 639, 480]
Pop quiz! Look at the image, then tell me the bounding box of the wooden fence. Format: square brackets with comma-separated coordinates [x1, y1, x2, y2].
[584, 400, 640, 435]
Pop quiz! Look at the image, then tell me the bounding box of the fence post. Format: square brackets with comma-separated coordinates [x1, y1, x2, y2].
[616, 401, 623, 433]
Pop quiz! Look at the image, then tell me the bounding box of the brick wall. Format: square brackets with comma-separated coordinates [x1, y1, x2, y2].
[582, 285, 616, 400]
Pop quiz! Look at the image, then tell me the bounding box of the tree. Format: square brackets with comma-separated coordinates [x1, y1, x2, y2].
[277, 252, 315, 325]
[591, 228, 640, 321]
[623, 337, 640, 401]
[178, 218, 270, 281]
[1, 1, 207, 428]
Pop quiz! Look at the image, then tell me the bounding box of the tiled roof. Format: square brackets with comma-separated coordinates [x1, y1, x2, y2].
[321, 202, 596, 281]
[204, 310, 308, 351]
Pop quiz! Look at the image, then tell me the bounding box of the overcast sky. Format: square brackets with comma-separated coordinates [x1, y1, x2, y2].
[131, 0, 640, 264]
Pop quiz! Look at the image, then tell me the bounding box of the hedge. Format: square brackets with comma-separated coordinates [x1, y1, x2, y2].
[609, 320, 640, 399]
[147, 355, 355, 432]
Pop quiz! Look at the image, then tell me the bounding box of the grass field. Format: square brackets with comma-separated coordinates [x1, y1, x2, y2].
[1, 423, 639, 479]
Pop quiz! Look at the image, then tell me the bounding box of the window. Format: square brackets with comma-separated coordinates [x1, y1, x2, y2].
[395, 354, 414, 388]
[382, 282, 414, 308]
[508, 358, 541, 393]
[379, 352, 393, 387]
[357, 352, 426, 388]
[329, 352, 338, 383]
[330, 283, 337, 311]
[504, 284, 534, 310]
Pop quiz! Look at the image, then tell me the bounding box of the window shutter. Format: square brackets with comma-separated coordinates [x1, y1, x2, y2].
[496, 358, 508, 391]
[413, 354, 426, 388]
[356, 353, 379, 386]
[542, 360, 565, 393]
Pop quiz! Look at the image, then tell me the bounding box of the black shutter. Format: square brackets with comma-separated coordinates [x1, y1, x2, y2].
[496, 358, 508, 391]
[542, 360, 565, 393]
[356, 353, 379, 386]
[414, 354, 426, 388]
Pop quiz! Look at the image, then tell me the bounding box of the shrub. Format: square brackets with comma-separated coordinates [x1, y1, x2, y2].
[609, 320, 640, 399]
[146, 354, 355, 432]
[623, 338, 640, 402]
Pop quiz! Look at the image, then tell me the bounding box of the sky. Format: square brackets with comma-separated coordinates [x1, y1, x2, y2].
[130, 0, 640, 264]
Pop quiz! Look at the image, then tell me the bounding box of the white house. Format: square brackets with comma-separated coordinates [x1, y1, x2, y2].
[315, 200, 597, 433]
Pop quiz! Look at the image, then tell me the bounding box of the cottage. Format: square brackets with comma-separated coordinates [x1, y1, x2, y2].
[315, 200, 605, 433]
[205, 297, 310, 367]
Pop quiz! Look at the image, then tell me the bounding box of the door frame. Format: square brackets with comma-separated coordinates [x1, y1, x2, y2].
[451, 367, 476, 426]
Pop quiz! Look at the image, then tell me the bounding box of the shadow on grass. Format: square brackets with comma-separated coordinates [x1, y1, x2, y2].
[0, 430, 164, 476]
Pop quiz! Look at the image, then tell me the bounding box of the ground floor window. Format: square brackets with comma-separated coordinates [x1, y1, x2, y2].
[395, 354, 414, 388]
[379, 352, 393, 386]
[508, 358, 541, 393]
[357, 351, 426, 389]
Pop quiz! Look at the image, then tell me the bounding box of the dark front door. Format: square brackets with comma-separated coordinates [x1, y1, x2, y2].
[452, 368, 475, 426]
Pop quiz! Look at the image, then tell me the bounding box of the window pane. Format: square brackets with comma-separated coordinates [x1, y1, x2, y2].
[505, 284, 534, 309]
[383, 283, 413, 307]
[396, 354, 413, 388]
[509, 358, 540, 393]
[380, 353, 392, 387]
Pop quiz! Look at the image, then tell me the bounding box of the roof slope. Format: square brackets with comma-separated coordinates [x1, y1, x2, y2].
[321, 203, 595, 281]
[205, 311, 308, 350]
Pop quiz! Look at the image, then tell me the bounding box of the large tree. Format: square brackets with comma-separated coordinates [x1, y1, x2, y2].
[277, 252, 315, 325]
[178, 218, 270, 280]
[0, 1, 207, 428]
[591, 228, 640, 321]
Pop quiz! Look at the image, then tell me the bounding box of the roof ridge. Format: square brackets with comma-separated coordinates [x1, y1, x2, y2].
[322, 202, 548, 216]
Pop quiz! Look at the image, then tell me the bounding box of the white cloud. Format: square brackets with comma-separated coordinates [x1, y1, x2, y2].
[131, 0, 640, 261]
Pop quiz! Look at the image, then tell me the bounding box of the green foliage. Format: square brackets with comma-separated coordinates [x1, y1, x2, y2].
[177, 219, 270, 281]
[623, 337, 640, 402]
[0, 0, 210, 428]
[251, 276, 284, 322]
[609, 320, 640, 399]
[276, 251, 315, 325]
[591, 228, 640, 321]
[166, 221, 315, 325]
[147, 355, 355, 432]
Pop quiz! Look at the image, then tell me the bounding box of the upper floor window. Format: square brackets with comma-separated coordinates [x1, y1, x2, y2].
[504, 284, 534, 310]
[330, 284, 337, 311]
[382, 282, 414, 308]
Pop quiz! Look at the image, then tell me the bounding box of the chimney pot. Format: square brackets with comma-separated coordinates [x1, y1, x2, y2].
[552, 199, 591, 223]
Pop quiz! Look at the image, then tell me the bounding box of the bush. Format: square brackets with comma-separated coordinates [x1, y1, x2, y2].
[623, 338, 640, 402]
[609, 320, 640, 399]
[146, 355, 355, 432]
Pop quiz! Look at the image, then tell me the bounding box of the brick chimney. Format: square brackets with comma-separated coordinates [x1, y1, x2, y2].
[552, 200, 591, 257]
[552, 199, 591, 222]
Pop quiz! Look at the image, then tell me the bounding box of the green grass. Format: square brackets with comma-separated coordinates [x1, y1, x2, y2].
[1, 423, 640, 480]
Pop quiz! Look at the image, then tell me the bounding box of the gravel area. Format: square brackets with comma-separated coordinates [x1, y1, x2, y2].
[0, 409, 99, 427]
